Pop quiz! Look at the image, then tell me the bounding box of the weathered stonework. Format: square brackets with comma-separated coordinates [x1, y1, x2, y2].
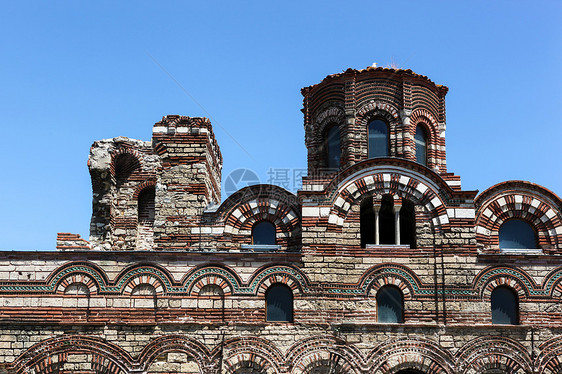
[2, 66, 562, 374]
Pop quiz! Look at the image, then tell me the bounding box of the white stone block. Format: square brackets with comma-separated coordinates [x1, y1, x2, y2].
[302, 207, 320, 217]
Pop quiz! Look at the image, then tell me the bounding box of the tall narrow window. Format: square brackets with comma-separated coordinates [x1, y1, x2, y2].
[360, 197, 375, 248]
[499, 219, 537, 249]
[138, 187, 155, 225]
[379, 194, 395, 245]
[325, 125, 341, 170]
[252, 221, 276, 245]
[400, 199, 416, 248]
[137, 187, 155, 250]
[368, 120, 389, 158]
[377, 286, 404, 323]
[266, 284, 293, 322]
[491, 286, 518, 325]
[414, 125, 428, 166]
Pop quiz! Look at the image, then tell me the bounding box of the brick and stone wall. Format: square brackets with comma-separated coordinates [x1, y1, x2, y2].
[2, 67, 562, 374]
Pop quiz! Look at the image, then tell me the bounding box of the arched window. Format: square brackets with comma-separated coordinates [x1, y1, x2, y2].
[252, 221, 276, 245]
[325, 125, 341, 170]
[368, 120, 389, 158]
[414, 125, 428, 166]
[377, 286, 404, 323]
[266, 284, 293, 322]
[499, 219, 537, 249]
[400, 199, 416, 248]
[113, 153, 140, 186]
[360, 197, 375, 248]
[379, 194, 395, 245]
[491, 286, 518, 325]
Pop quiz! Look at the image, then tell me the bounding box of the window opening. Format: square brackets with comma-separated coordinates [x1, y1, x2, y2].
[499, 219, 537, 249]
[368, 120, 389, 158]
[379, 195, 395, 245]
[252, 221, 276, 245]
[415, 125, 428, 166]
[377, 286, 404, 323]
[491, 286, 518, 325]
[266, 284, 293, 322]
[360, 197, 375, 248]
[400, 199, 416, 248]
[325, 125, 341, 170]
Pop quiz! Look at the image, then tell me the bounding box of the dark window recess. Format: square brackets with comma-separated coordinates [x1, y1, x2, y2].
[414, 125, 428, 166]
[114, 153, 141, 185]
[325, 125, 341, 170]
[368, 120, 389, 158]
[377, 286, 404, 323]
[266, 284, 293, 322]
[499, 219, 537, 249]
[400, 199, 416, 248]
[252, 221, 276, 245]
[360, 197, 375, 248]
[491, 286, 518, 325]
[138, 187, 155, 224]
[379, 194, 395, 245]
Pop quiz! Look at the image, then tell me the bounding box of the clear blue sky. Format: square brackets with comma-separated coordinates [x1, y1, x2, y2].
[1, 1, 561, 250]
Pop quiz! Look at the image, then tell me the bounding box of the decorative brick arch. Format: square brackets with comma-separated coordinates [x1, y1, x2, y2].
[473, 266, 537, 299]
[55, 272, 98, 295]
[367, 338, 454, 374]
[114, 263, 176, 295]
[49, 261, 108, 295]
[222, 337, 284, 374]
[183, 265, 241, 296]
[408, 109, 440, 169]
[356, 100, 401, 160]
[122, 273, 165, 296]
[9, 335, 134, 374]
[110, 146, 143, 179]
[361, 264, 422, 299]
[190, 273, 234, 297]
[138, 335, 211, 373]
[133, 179, 157, 199]
[312, 106, 345, 142]
[357, 100, 400, 120]
[455, 336, 532, 374]
[327, 167, 450, 233]
[287, 336, 364, 374]
[475, 181, 562, 251]
[536, 336, 562, 374]
[250, 265, 309, 296]
[218, 185, 301, 250]
[541, 266, 562, 298]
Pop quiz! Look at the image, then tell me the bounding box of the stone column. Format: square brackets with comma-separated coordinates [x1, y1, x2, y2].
[374, 207, 380, 245]
[394, 206, 401, 245]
